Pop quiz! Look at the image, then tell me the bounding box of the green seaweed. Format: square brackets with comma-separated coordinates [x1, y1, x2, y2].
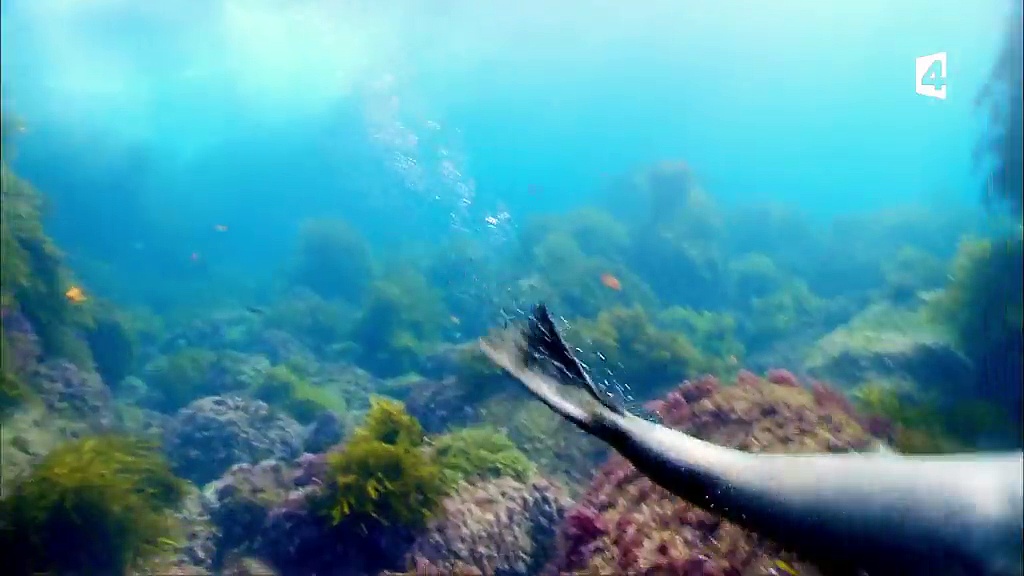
[0, 368, 28, 420]
[431, 425, 537, 488]
[319, 396, 445, 529]
[569, 306, 711, 394]
[926, 237, 1023, 361]
[880, 245, 947, 302]
[84, 304, 136, 389]
[925, 236, 1023, 443]
[852, 382, 1009, 453]
[290, 218, 374, 303]
[0, 435, 187, 575]
[515, 232, 658, 319]
[1, 156, 94, 368]
[145, 347, 218, 413]
[657, 306, 744, 374]
[0, 328, 30, 419]
[251, 364, 346, 424]
[263, 288, 355, 351]
[349, 271, 446, 378]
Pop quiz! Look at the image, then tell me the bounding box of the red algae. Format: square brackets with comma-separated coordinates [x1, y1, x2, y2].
[543, 370, 873, 576]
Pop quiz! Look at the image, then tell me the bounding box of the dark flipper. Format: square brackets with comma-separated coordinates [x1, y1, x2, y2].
[521, 303, 625, 415]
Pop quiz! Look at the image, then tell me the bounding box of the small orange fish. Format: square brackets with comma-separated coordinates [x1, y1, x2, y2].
[214, 224, 228, 232]
[65, 286, 87, 303]
[600, 273, 622, 291]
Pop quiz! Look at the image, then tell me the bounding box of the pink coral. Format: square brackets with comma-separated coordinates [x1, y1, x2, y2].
[809, 379, 856, 415]
[765, 368, 800, 387]
[543, 370, 872, 575]
[735, 369, 761, 388]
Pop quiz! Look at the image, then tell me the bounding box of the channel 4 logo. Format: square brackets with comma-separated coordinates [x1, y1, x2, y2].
[916, 52, 948, 100]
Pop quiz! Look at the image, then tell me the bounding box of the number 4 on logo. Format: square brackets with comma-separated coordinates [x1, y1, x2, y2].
[921, 60, 946, 89]
[915, 52, 948, 100]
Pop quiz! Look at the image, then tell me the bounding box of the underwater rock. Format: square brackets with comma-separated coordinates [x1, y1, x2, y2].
[158, 310, 262, 354]
[132, 490, 218, 575]
[206, 459, 297, 562]
[0, 405, 93, 493]
[211, 351, 273, 390]
[163, 396, 303, 485]
[403, 375, 479, 434]
[542, 373, 871, 575]
[146, 486, 219, 575]
[194, 455, 324, 566]
[310, 361, 385, 414]
[255, 466, 417, 575]
[200, 450, 428, 576]
[1, 306, 42, 375]
[220, 554, 281, 576]
[406, 476, 572, 576]
[302, 410, 346, 453]
[418, 342, 477, 380]
[250, 329, 316, 367]
[32, 358, 117, 429]
[804, 304, 972, 393]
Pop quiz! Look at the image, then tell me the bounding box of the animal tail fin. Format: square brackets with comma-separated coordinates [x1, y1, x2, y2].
[521, 304, 625, 414]
[478, 303, 624, 431]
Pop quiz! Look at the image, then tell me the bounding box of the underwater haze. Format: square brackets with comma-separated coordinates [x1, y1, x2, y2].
[1, 1, 1022, 575]
[1, 0, 1010, 303]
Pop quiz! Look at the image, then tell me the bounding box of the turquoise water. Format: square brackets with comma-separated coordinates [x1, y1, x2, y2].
[2, 3, 1022, 575]
[1, 1, 1010, 308]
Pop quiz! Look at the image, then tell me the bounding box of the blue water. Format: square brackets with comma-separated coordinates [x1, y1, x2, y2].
[0, 0, 1011, 310]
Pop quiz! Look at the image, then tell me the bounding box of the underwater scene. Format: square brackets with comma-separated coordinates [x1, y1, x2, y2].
[1, 1, 1022, 575]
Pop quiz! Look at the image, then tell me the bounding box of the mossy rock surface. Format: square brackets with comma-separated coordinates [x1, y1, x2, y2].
[804, 303, 972, 394]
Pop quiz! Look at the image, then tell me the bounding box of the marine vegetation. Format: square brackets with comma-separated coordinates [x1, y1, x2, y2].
[84, 303, 137, 389]
[251, 364, 346, 424]
[349, 270, 446, 378]
[880, 245, 947, 304]
[656, 306, 744, 374]
[481, 396, 609, 488]
[0, 329, 31, 418]
[430, 425, 537, 488]
[518, 207, 631, 265]
[320, 396, 446, 529]
[926, 236, 1023, 441]
[568, 305, 711, 395]
[975, 0, 1023, 214]
[263, 287, 354, 351]
[850, 380, 1009, 453]
[0, 435, 187, 575]
[514, 230, 657, 319]
[1, 153, 94, 368]
[543, 374, 873, 575]
[290, 218, 374, 303]
[609, 162, 727, 309]
[144, 346, 219, 412]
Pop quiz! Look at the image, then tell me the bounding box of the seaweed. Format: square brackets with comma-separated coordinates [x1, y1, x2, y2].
[431, 425, 537, 488]
[319, 396, 445, 529]
[84, 304, 136, 389]
[145, 347, 219, 413]
[290, 218, 374, 303]
[349, 271, 446, 378]
[251, 364, 346, 424]
[1, 155, 94, 367]
[0, 435, 187, 575]
[569, 306, 712, 396]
